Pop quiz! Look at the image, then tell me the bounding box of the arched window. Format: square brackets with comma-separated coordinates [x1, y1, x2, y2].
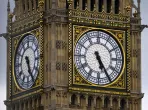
[104, 97, 110, 108]
[71, 94, 77, 105]
[45, 0, 47, 10]
[115, 0, 119, 14]
[107, 0, 111, 13]
[27, 0, 29, 10]
[66, 0, 69, 9]
[31, 0, 34, 10]
[90, 0, 95, 11]
[88, 96, 93, 107]
[22, 0, 25, 12]
[98, 0, 103, 12]
[120, 99, 126, 110]
[36, 0, 38, 9]
[74, 0, 79, 9]
[82, 0, 87, 10]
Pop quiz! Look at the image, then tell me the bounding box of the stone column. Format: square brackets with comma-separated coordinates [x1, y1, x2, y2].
[77, 94, 80, 106]
[93, 96, 96, 109]
[101, 95, 104, 110]
[110, 96, 113, 109]
[118, 97, 121, 110]
[112, 0, 115, 14]
[85, 95, 88, 109]
[96, 0, 99, 11]
[25, 0, 28, 12]
[103, 0, 107, 12]
[79, 0, 82, 10]
[87, 0, 90, 11]
[69, 93, 72, 107]
[126, 98, 129, 110]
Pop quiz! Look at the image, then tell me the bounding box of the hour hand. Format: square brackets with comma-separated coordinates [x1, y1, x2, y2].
[94, 51, 104, 70]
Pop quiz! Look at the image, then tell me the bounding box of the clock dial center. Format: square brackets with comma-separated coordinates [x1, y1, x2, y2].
[86, 44, 110, 72]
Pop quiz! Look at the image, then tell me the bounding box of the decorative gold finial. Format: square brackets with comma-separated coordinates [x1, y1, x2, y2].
[125, 5, 131, 12]
[39, 0, 44, 7]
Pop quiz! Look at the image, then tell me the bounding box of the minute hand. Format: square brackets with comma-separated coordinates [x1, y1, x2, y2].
[94, 51, 111, 82]
[25, 56, 34, 81]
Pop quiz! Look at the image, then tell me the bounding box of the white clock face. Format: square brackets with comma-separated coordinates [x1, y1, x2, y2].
[14, 34, 40, 89]
[74, 30, 124, 85]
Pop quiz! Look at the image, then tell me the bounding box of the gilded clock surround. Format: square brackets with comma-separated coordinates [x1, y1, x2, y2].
[12, 29, 42, 93]
[69, 25, 128, 91]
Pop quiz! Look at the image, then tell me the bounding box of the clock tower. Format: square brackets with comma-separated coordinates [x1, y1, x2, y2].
[4, 0, 144, 110]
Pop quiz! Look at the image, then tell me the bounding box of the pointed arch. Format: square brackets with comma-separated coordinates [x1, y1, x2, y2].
[36, 0, 38, 9]
[115, 0, 119, 14]
[74, 0, 79, 9]
[88, 96, 93, 107]
[82, 0, 87, 10]
[98, 0, 103, 12]
[31, 0, 34, 10]
[90, 0, 95, 11]
[71, 94, 77, 105]
[120, 99, 126, 110]
[107, 0, 111, 13]
[22, 0, 25, 12]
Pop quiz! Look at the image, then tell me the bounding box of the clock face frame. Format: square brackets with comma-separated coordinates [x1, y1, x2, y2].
[74, 30, 125, 86]
[14, 34, 40, 89]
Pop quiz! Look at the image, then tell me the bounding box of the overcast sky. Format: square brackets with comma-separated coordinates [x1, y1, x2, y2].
[0, 0, 148, 110]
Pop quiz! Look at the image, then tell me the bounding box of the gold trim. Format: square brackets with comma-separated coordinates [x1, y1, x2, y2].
[12, 29, 40, 92]
[72, 25, 126, 88]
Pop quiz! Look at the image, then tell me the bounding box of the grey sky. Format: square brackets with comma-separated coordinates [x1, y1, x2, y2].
[0, 0, 148, 110]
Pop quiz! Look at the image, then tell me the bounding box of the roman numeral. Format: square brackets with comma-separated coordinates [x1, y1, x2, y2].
[34, 46, 38, 52]
[78, 42, 88, 50]
[97, 72, 100, 84]
[111, 58, 122, 61]
[19, 71, 23, 76]
[17, 52, 23, 57]
[35, 67, 39, 71]
[109, 65, 115, 71]
[35, 57, 39, 60]
[86, 69, 93, 79]
[109, 47, 118, 52]
[23, 76, 25, 81]
[15, 63, 21, 67]
[86, 34, 93, 45]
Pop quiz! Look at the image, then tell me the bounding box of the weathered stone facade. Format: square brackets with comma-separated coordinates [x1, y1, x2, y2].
[4, 0, 144, 110]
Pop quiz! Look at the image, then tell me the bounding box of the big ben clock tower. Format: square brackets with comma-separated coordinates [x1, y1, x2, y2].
[4, 0, 144, 110]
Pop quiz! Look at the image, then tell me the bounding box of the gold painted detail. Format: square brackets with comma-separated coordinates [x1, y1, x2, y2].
[12, 29, 41, 93]
[69, 24, 130, 93]
[68, 9, 130, 27]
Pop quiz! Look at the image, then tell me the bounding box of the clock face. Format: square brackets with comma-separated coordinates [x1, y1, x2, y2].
[14, 34, 40, 89]
[74, 30, 124, 85]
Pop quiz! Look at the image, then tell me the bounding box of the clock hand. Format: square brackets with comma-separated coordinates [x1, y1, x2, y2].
[25, 56, 34, 81]
[94, 51, 111, 82]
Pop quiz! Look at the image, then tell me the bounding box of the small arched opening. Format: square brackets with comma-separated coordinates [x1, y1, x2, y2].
[71, 94, 77, 105]
[115, 0, 120, 14]
[98, 0, 103, 12]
